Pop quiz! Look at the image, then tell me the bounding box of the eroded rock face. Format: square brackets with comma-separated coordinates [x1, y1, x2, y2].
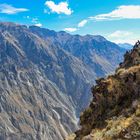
[0, 23, 79, 140]
[0, 22, 125, 140]
[74, 42, 140, 140]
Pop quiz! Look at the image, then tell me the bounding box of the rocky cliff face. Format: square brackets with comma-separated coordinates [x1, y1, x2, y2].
[0, 22, 79, 140]
[0, 22, 125, 140]
[71, 42, 140, 140]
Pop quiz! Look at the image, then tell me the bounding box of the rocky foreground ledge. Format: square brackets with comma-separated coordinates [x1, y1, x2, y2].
[67, 41, 140, 140]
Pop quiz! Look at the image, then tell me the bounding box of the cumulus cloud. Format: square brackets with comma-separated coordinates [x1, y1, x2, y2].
[78, 20, 88, 27]
[107, 30, 138, 44]
[109, 30, 133, 38]
[63, 19, 88, 33]
[35, 23, 42, 27]
[45, 1, 73, 15]
[90, 5, 140, 21]
[0, 4, 29, 14]
[64, 28, 77, 32]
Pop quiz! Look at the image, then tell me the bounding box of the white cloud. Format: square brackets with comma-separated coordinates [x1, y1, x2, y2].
[109, 38, 136, 45]
[0, 4, 29, 14]
[45, 1, 73, 15]
[109, 30, 133, 38]
[107, 30, 138, 44]
[35, 23, 42, 27]
[63, 19, 88, 33]
[64, 28, 77, 32]
[90, 5, 140, 21]
[78, 20, 88, 27]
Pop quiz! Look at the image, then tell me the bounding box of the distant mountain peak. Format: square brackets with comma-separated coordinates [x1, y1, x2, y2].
[118, 43, 133, 50]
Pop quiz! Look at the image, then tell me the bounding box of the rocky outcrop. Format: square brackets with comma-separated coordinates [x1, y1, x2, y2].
[73, 42, 140, 140]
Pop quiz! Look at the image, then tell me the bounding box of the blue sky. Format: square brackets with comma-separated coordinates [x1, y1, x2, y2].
[0, 0, 140, 44]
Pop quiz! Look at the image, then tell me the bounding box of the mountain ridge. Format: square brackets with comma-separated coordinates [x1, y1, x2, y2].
[0, 22, 126, 140]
